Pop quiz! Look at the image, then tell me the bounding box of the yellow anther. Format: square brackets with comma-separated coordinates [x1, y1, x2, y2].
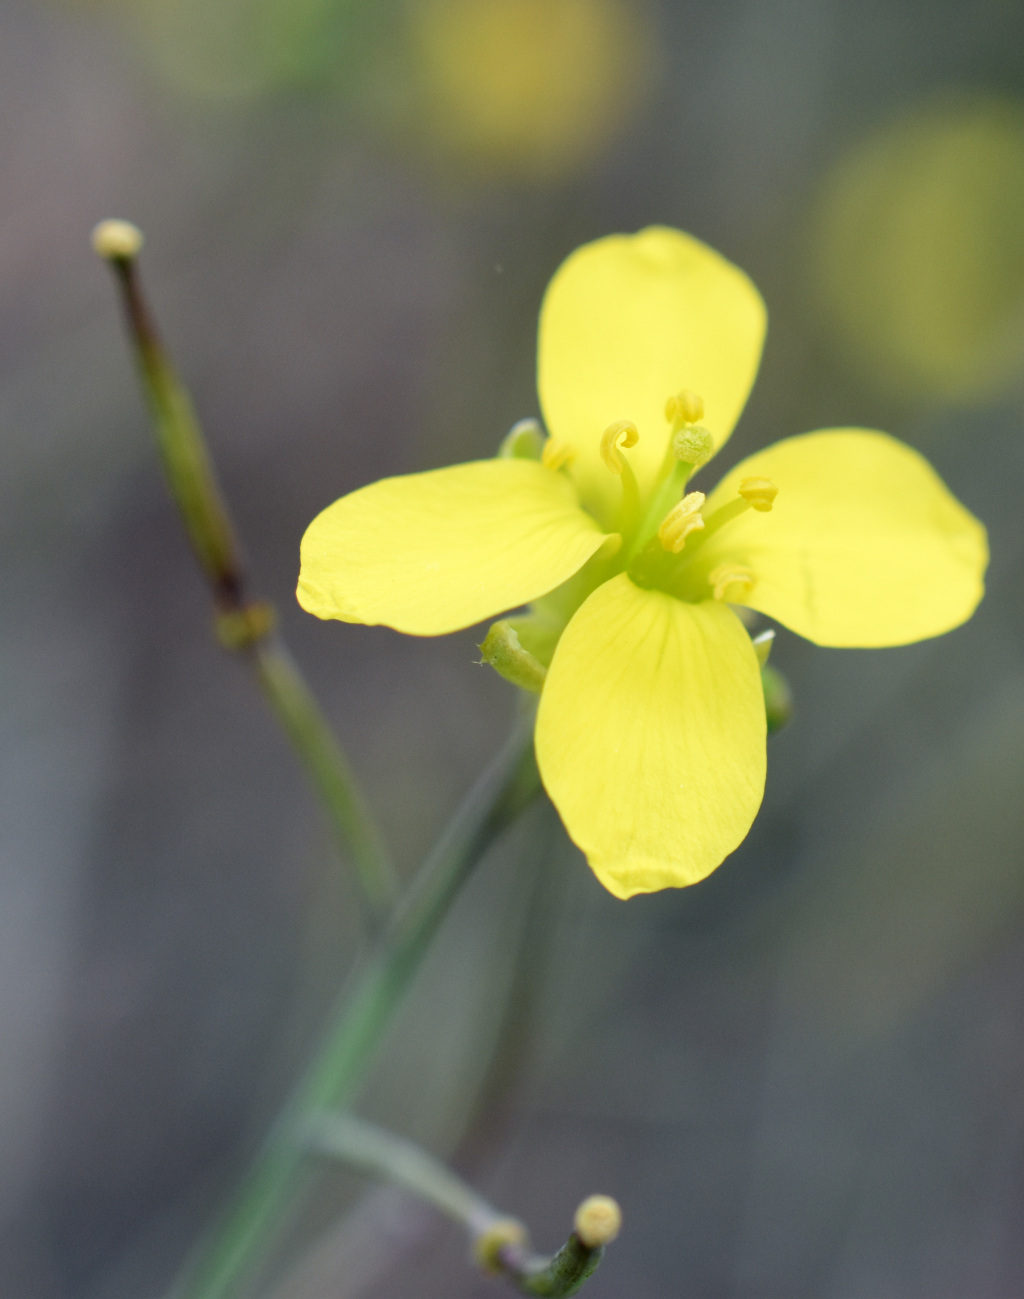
[709, 562, 757, 603]
[665, 389, 705, 427]
[738, 477, 778, 512]
[657, 491, 705, 553]
[600, 420, 639, 475]
[541, 438, 576, 471]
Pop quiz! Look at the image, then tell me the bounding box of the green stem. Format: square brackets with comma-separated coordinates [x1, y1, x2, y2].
[171, 714, 542, 1299]
[253, 641, 393, 919]
[308, 1111, 614, 1298]
[107, 252, 242, 600]
[98, 234, 396, 925]
[503, 1234, 608, 1298]
[308, 1111, 501, 1236]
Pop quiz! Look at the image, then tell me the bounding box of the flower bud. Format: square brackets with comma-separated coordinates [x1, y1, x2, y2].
[474, 1218, 528, 1273]
[574, 1195, 622, 1248]
[92, 219, 144, 261]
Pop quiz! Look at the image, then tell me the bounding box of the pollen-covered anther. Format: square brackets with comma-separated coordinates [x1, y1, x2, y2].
[665, 389, 704, 427]
[657, 491, 706, 553]
[738, 477, 779, 512]
[600, 420, 639, 475]
[709, 562, 757, 603]
[541, 437, 576, 471]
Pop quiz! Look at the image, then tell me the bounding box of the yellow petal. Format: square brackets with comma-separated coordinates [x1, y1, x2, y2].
[298, 458, 611, 635]
[537, 227, 766, 518]
[535, 573, 766, 898]
[695, 429, 988, 647]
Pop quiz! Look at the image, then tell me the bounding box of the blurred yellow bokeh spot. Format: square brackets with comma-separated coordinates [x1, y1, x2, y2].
[813, 96, 1024, 401]
[399, 0, 654, 180]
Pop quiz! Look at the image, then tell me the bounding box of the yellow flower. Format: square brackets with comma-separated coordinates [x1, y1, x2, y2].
[297, 228, 987, 899]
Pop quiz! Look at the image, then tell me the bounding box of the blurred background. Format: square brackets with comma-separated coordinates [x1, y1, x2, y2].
[2, 0, 1024, 1295]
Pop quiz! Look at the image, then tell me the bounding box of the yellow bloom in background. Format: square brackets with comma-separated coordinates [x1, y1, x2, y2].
[813, 96, 1024, 401]
[298, 228, 987, 899]
[383, 0, 653, 181]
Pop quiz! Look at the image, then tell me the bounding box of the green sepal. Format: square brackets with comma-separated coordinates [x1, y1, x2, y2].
[480, 620, 548, 693]
[761, 663, 793, 733]
[498, 418, 545, 460]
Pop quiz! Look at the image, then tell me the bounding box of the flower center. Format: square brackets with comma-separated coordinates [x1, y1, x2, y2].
[628, 469, 779, 604]
[538, 393, 779, 615]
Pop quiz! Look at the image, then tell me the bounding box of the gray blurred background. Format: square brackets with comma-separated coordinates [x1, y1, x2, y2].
[3, 0, 1024, 1295]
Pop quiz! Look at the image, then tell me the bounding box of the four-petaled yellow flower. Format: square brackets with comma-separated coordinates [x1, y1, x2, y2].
[297, 228, 987, 899]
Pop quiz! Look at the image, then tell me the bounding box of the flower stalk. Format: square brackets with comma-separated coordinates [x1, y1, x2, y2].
[171, 714, 542, 1299]
[308, 1110, 620, 1297]
[93, 220, 396, 926]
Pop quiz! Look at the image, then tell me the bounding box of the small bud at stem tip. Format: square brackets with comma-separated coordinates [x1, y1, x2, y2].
[574, 1195, 622, 1248]
[92, 219, 144, 261]
[474, 1218, 528, 1273]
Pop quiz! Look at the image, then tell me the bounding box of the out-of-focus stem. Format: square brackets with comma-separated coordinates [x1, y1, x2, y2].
[307, 1111, 620, 1297]
[171, 714, 542, 1299]
[252, 640, 394, 917]
[94, 220, 395, 925]
[308, 1111, 501, 1236]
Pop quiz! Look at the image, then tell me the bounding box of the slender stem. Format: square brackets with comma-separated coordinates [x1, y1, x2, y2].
[96, 230, 396, 924]
[308, 1111, 501, 1236]
[252, 640, 393, 919]
[107, 250, 242, 599]
[308, 1110, 616, 1298]
[500, 1232, 609, 1298]
[171, 714, 542, 1299]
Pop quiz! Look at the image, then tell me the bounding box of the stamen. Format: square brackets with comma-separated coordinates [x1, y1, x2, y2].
[541, 438, 576, 471]
[599, 420, 640, 474]
[688, 478, 780, 552]
[709, 563, 756, 603]
[738, 477, 778, 512]
[657, 491, 706, 553]
[664, 389, 704, 428]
